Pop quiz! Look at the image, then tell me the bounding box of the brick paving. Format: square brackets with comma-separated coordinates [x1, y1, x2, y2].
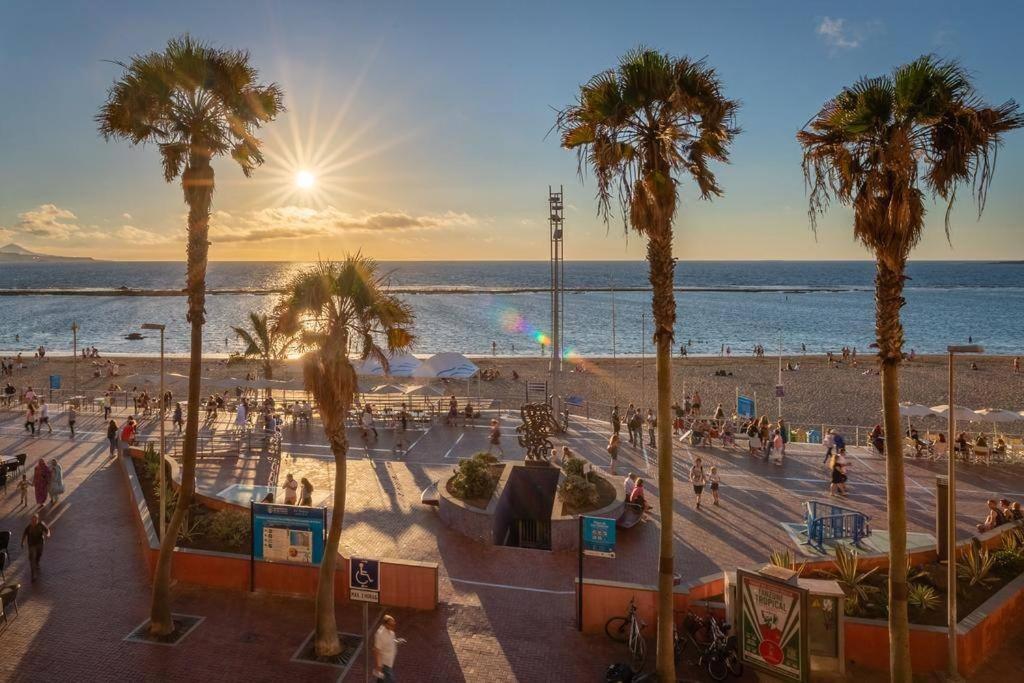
[3, 404, 1024, 681]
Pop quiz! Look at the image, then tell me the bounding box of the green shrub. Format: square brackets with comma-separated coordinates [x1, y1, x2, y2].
[558, 474, 597, 510]
[207, 509, 250, 548]
[991, 549, 1024, 575]
[825, 544, 879, 616]
[908, 583, 940, 612]
[451, 456, 497, 500]
[768, 548, 806, 574]
[471, 452, 498, 466]
[562, 457, 586, 479]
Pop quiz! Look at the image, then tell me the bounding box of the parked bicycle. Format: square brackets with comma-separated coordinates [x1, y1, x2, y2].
[605, 598, 646, 672]
[674, 610, 742, 680]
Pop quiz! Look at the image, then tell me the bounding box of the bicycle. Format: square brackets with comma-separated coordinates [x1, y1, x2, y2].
[605, 598, 646, 672]
[674, 610, 742, 681]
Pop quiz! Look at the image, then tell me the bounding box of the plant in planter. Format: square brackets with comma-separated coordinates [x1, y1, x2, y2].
[824, 544, 879, 616]
[768, 548, 806, 575]
[451, 453, 498, 501]
[558, 474, 597, 510]
[562, 457, 587, 480]
[207, 509, 250, 549]
[957, 540, 997, 593]
[908, 583, 940, 613]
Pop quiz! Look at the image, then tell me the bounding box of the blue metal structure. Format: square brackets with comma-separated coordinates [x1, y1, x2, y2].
[804, 500, 871, 551]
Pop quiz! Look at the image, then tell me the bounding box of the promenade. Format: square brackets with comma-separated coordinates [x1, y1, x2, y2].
[2, 404, 1024, 681]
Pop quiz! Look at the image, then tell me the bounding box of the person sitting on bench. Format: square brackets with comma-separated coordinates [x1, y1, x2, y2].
[977, 499, 1006, 533]
[629, 478, 651, 513]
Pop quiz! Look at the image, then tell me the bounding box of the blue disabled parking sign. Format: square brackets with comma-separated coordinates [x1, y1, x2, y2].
[349, 557, 380, 603]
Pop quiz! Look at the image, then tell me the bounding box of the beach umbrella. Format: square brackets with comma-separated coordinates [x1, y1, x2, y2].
[404, 384, 444, 396]
[120, 373, 163, 386]
[930, 404, 982, 421]
[898, 403, 936, 417]
[413, 352, 479, 379]
[371, 383, 406, 394]
[350, 357, 384, 376]
[382, 352, 422, 378]
[973, 408, 1023, 423]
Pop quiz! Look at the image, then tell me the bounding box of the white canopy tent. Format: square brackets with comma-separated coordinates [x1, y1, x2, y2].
[370, 383, 407, 395]
[412, 352, 478, 379]
[929, 404, 981, 421]
[898, 402, 936, 417]
[404, 384, 444, 397]
[383, 352, 422, 377]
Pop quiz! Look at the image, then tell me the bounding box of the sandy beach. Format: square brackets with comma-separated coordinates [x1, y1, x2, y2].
[4, 352, 1022, 433]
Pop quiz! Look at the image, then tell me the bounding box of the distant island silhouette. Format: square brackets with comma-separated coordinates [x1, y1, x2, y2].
[0, 243, 97, 262]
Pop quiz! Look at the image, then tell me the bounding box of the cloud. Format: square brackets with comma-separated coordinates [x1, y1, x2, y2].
[13, 203, 84, 239]
[122, 213, 132, 220]
[113, 224, 173, 245]
[211, 206, 478, 243]
[817, 17, 862, 50]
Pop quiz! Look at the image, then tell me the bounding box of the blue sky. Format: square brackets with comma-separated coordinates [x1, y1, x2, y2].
[1, 1, 1022, 260]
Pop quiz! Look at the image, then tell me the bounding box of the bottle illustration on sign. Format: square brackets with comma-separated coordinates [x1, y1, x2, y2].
[757, 612, 784, 665]
[355, 561, 372, 587]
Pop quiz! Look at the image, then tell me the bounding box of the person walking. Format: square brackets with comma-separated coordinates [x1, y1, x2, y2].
[173, 402, 184, 433]
[48, 458, 65, 505]
[611, 405, 621, 436]
[17, 474, 29, 507]
[487, 419, 504, 457]
[373, 614, 403, 682]
[68, 405, 77, 437]
[32, 459, 51, 508]
[645, 409, 656, 448]
[689, 456, 707, 509]
[822, 429, 836, 464]
[628, 410, 642, 447]
[21, 514, 51, 582]
[24, 403, 36, 435]
[828, 452, 849, 496]
[106, 419, 119, 456]
[102, 393, 111, 421]
[709, 466, 721, 506]
[607, 432, 620, 474]
[39, 402, 52, 433]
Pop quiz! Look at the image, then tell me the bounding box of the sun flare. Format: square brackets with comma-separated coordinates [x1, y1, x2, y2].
[295, 170, 316, 189]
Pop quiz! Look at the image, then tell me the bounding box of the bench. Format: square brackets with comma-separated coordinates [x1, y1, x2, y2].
[617, 501, 644, 529]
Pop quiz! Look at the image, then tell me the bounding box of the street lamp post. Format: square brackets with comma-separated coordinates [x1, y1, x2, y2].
[143, 323, 167, 538]
[946, 343, 983, 680]
[71, 321, 79, 398]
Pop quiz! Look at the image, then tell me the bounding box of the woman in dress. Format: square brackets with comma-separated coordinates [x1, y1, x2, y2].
[32, 459, 51, 507]
[298, 478, 314, 506]
[48, 458, 65, 505]
[607, 432, 620, 474]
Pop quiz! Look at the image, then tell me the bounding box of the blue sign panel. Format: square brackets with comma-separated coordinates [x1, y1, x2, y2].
[737, 395, 756, 418]
[350, 557, 380, 603]
[49, 375, 61, 390]
[582, 516, 616, 558]
[252, 502, 325, 565]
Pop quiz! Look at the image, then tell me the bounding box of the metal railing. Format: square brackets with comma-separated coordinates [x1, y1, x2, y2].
[805, 500, 871, 551]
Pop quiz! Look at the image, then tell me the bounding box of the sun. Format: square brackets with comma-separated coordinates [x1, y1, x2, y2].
[295, 170, 316, 189]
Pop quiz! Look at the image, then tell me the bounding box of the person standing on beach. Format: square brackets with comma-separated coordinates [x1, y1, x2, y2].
[21, 514, 51, 582]
[491, 340, 497, 356]
[691, 391, 702, 416]
[689, 456, 707, 509]
[1015, 357, 1020, 374]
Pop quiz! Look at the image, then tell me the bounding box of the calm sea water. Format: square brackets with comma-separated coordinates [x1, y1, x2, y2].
[0, 261, 1021, 356]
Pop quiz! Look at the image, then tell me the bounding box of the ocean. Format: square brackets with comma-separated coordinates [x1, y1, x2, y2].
[0, 261, 1021, 357]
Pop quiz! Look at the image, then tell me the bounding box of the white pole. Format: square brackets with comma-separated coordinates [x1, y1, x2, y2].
[159, 328, 166, 539]
[641, 313, 646, 404]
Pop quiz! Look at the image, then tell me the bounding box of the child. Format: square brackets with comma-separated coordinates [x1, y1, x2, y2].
[17, 474, 29, 507]
[709, 466, 720, 506]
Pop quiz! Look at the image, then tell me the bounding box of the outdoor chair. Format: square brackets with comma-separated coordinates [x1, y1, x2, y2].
[1, 583, 21, 624]
[0, 549, 7, 581]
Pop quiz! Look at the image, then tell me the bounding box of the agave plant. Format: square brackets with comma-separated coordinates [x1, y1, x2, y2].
[908, 583, 940, 612]
[826, 544, 880, 615]
[769, 548, 807, 575]
[957, 540, 998, 592]
[1001, 527, 1024, 557]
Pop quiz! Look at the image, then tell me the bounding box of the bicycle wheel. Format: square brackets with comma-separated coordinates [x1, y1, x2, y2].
[706, 653, 728, 682]
[605, 616, 629, 642]
[725, 651, 744, 677]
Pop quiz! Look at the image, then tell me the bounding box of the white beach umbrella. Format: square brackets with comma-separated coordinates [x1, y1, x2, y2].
[120, 373, 163, 386]
[371, 383, 406, 395]
[898, 402, 936, 417]
[413, 352, 478, 379]
[350, 357, 384, 376]
[382, 352, 422, 378]
[973, 408, 1024, 423]
[404, 384, 444, 396]
[930, 404, 982, 421]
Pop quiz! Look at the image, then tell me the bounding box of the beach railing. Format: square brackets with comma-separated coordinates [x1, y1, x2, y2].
[805, 499, 871, 551]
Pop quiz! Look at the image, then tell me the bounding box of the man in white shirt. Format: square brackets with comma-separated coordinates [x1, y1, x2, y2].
[373, 614, 400, 681]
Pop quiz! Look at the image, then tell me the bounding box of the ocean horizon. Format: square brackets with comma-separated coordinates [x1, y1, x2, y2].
[1, 260, 1021, 357]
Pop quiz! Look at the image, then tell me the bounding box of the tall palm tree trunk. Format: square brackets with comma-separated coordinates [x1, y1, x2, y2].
[149, 158, 213, 635]
[875, 257, 912, 682]
[316, 423, 348, 656]
[649, 228, 677, 681]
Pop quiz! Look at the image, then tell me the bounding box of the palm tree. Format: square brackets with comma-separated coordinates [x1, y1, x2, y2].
[97, 35, 284, 636]
[557, 48, 739, 678]
[798, 55, 1021, 680]
[275, 256, 414, 657]
[232, 311, 292, 380]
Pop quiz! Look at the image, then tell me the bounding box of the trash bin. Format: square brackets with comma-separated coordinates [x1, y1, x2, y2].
[808, 429, 821, 444]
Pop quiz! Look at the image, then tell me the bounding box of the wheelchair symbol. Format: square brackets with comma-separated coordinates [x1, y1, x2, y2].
[354, 560, 374, 588]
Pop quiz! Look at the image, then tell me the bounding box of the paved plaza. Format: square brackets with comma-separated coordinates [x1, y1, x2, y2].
[2, 403, 1024, 681]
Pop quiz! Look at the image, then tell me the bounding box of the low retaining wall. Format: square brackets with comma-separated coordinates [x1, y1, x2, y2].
[119, 453, 437, 610]
[575, 573, 725, 635]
